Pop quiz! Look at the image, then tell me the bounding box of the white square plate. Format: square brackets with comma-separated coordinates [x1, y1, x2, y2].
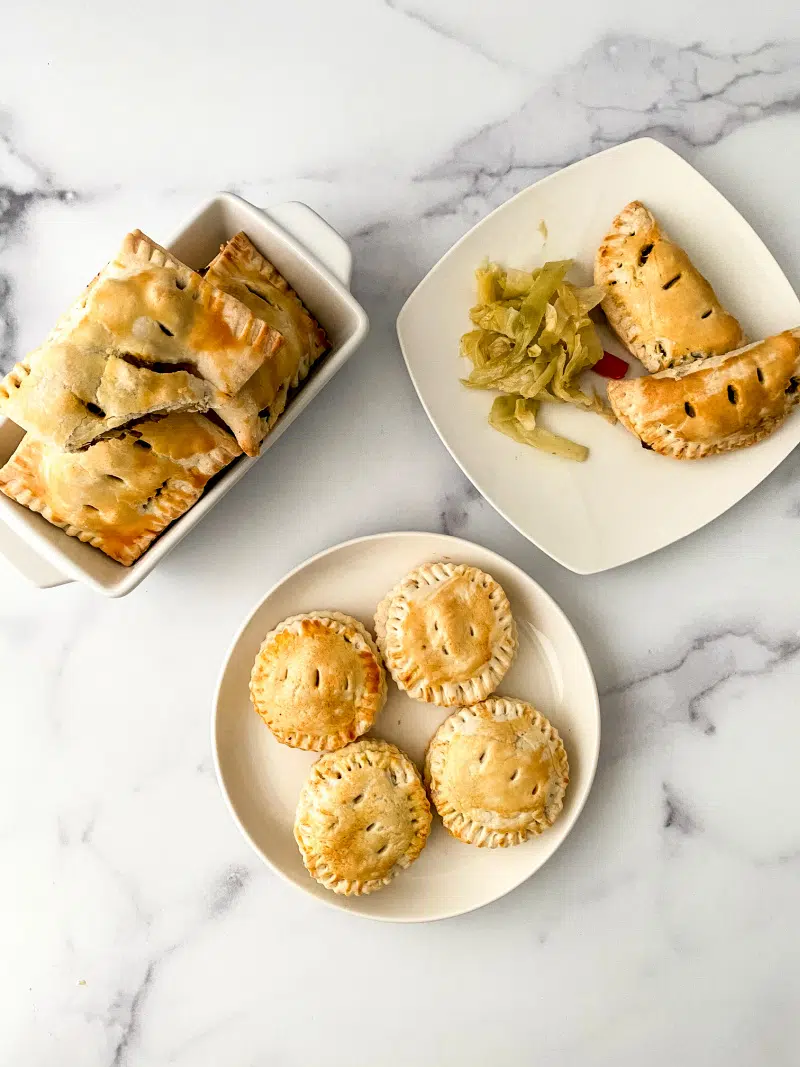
[397, 139, 800, 574]
[0, 194, 369, 596]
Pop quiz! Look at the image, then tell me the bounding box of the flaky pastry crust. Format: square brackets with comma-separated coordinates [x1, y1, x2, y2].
[294, 738, 431, 895]
[374, 562, 517, 707]
[0, 413, 240, 565]
[250, 611, 386, 751]
[205, 232, 328, 455]
[607, 329, 800, 458]
[595, 201, 743, 372]
[425, 697, 569, 848]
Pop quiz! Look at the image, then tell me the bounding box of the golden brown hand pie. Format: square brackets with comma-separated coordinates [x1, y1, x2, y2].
[249, 611, 387, 751]
[204, 232, 329, 455]
[0, 231, 284, 451]
[425, 697, 569, 848]
[595, 201, 743, 372]
[0, 413, 240, 564]
[607, 328, 800, 459]
[374, 562, 517, 707]
[294, 738, 432, 895]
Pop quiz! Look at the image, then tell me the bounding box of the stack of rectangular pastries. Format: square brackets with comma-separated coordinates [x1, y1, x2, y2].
[0, 230, 328, 565]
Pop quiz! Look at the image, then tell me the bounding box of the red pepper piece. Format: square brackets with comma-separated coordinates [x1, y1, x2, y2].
[592, 351, 629, 379]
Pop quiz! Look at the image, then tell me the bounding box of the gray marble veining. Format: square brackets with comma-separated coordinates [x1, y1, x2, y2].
[0, 4, 799, 1066]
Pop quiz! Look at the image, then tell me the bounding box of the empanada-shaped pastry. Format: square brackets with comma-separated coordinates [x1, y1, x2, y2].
[204, 232, 328, 455]
[0, 413, 240, 564]
[607, 329, 800, 459]
[0, 231, 283, 451]
[595, 201, 743, 372]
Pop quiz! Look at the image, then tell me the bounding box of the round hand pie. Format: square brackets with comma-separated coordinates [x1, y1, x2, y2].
[294, 738, 432, 896]
[249, 611, 387, 751]
[425, 697, 569, 848]
[374, 562, 517, 707]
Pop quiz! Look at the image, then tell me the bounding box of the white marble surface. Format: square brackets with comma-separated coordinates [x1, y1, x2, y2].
[1, 2, 800, 1064]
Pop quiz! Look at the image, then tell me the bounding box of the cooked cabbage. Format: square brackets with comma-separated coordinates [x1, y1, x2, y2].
[488, 396, 589, 463]
[460, 258, 612, 460]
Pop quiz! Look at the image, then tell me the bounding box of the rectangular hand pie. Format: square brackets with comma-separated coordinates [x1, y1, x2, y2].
[203, 232, 328, 455]
[0, 412, 241, 564]
[607, 328, 800, 459]
[0, 231, 284, 451]
[595, 201, 744, 372]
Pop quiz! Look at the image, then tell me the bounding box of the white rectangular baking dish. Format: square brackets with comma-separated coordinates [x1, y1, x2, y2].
[0, 194, 369, 597]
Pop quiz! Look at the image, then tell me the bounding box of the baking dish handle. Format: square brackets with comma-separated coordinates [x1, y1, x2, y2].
[262, 202, 354, 289]
[0, 520, 71, 589]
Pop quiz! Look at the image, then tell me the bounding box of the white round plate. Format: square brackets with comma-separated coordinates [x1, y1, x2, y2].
[213, 532, 599, 922]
